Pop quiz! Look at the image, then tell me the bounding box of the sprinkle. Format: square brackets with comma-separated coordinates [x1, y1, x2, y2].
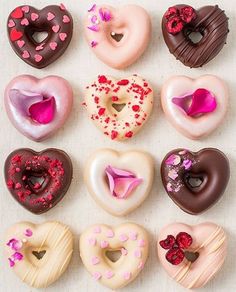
[183, 159, 192, 170]
[88, 237, 97, 246]
[165, 154, 181, 166]
[105, 270, 114, 279]
[168, 169, 178, 180]
[123, 271, 131, 280]
[93, 226, 101, 233]
[121, 248, 128, 256]
[60, 3, 66, 11]
[100, 240, 109, 248]
[93, 271, 102, 280]
[129, 231, 138, 241]
[24, 229, 33, 237]
[119, 234, 128, 242]
[138, 239, 146, 247]
[91, 15, 98, 24]
[138, 261, 144, 269]
[134, 249, 142, 258]
[106, 229, 114, 238]
[91, 256, 100, 265]
[111, 130, 118, 140]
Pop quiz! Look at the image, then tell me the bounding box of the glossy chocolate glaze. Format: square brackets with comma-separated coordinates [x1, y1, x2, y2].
[4, 148, 73, 214]
[162, 5, 229, 68]
[7, 5, 73, 68]
[161, 148, 230, 214]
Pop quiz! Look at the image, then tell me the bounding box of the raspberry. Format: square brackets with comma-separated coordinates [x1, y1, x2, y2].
[117, 79, 129, 86]
[166, 247, 185, 265]
[164, 7, 179, 20]
[159, 235, 176, 250]
[176, 232, 193, 249]
[166, 17, 184, 35]
[98, 75, 107, 84]
[180, 6, 196, 23]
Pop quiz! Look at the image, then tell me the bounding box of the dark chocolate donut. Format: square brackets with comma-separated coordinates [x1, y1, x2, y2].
[162, 5, 229, 68]
[7, 4, 73, 68]
[161, 148, 230, 215]
[4, 148, 73, 214]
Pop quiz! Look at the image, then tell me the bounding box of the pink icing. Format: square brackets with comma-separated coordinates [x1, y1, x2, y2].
[172, 88, 217, 117]
[105, 166, 142, 199]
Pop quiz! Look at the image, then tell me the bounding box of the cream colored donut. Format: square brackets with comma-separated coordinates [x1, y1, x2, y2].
[5, 221, 73, 288]
[80, 223, 149, 289]
[84, 4, 152, 69]
[157, 222, 227, 289]
[84, 148, 154, 216]
[84, 75, 153, 141]
[161, 75, 229, 139]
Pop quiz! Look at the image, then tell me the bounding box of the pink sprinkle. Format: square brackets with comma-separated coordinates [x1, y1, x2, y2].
[52, 25, 60, 33]
[121, 248, 128, 256]
[36, 43, 45, 51]
[129, 231, 138, 241]
[93, 271, 102, 280]
[88, 4, 96, 12]
[47, 12, 55, 21]
[59, 33, 67, 41]
[105, 270, 114, 279]
[106, 229, 114, 238]
[21, 18, 29, 26]
[34, 54, 43, 62]
[134, 249, 142, 258]
[60, 3, 66, 11]
[119, 234, 128, 242]
[168, 169, 178, 180]
[88, 237, 96, 246]
[17, 40, 25, 48]
[31, 13, 39, 21]
[183, 159, 192, 170]
[49, 42, 58, 50]
[100, 240, 109, 248]
[138, 261, 144, 270]
[8, 19, 15, 28]
[63, 15, 70, 23]
[91, 256, 100, 265]
[22, 50, 30, 59]
[138, 239, 146, 247]
[24, 229, 33, 237]
[123, 271, 131, 280]
[91, 40, 98, 48]
[22, 6, 30, 13]
[93, 226, 101, 233]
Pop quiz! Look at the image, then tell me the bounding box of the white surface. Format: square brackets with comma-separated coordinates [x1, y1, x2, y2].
[0, 0, 236, 292]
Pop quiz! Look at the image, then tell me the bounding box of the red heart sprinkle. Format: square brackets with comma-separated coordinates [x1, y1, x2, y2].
[10, 28, 23, 41]
[11, 7, 23, 19]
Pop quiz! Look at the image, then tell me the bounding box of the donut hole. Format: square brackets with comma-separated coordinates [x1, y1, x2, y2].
[184, 251, 199, 263]
[110, 32, 124, 42]
[185, 28, 204, 44]
[32, 31, 49, 43]
[112, 103, 126, 112]
[32, 250, 47, 260]
[184, 173, 207, 191]
[105, 250, 122, 263]
[23, 170, 49, 193]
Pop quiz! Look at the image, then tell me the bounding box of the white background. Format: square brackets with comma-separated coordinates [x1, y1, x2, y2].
[0, 0, 236, 291]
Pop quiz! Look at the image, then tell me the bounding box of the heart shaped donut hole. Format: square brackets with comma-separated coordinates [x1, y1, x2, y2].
[4, 75, 73, 142]
[161, 75, 229, 140]
[4, 148, 73, 214]
[84, 149, 154, 216]
[5, 221, 73, 288]
[162, 5, 229, 68]
[84, 75, 153, 141]
[7, 5, 73, 68]
[161, 148, 230, 215]
[79, 223, 149, 290]
[157, 222, 227, 289]
[85, 4, 151, 69]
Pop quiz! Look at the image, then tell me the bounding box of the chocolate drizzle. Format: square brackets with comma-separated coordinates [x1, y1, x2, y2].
[162, 5, 229, 68]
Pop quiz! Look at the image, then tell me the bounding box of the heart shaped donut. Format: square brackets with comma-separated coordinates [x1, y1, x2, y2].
[84, 75, 153, 141]
[84, 149, 154, 216]
[162, 5, 229, 68]
[161, 75, 228, 139]
[161, 148, 230, 214]
[4, 75, 73, 142]
[7, 4, 73, 68]
[80, 223, 149, 289]
[5, 221, 73, 288]
[4, 148, 73, 214]
[157, 222, 227, 289]
[84, 4, 151, 69]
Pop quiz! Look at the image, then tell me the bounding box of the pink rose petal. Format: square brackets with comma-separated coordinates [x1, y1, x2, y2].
[183, 159, 192, 170]
[7, 238, 22, 251]
[87, 25, 99, 32]
[8, 257, 15, 267]
[29, 96, 56, 124]
[172, 88, 217, 117]
[168, 169, 178, 180]
[165, 154, 181, 166]
[24, 229, 33, 237]
[99, 8, 112, 22]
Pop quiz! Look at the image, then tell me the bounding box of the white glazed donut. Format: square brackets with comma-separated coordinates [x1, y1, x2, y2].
[157, 222, 227, 289]
[5, 221, 73, 288]
[161, 75, 229, 139]
[80, 223, 149, 289]
[84, 148, 154, 216]
[84, 75, 153, 141]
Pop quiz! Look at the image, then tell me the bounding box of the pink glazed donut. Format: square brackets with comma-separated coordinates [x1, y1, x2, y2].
[84, 4, 152, 69]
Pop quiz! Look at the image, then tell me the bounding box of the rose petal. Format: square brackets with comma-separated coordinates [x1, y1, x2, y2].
[24, 229, 33, 237]
[7, 238, 23, 251]
[12, 252, 23, 261]
[106, 165, 135, 178]
[8, 258, 15, 267]
[29, 96, 55, 124]
[99, 8, 111, 22]
[88, 4, 96, 12]
[172, 88, 217, 117]
[165, 154, 181, 166]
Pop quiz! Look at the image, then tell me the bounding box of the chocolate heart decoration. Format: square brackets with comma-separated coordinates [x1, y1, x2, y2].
[4, 148, 73, 214]
[161, 148, 230, 214]
[7, 5, 73, 68]
[162, 5, 229, 68]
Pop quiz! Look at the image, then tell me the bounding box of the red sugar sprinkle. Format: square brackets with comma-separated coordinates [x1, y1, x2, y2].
[132, 105, 140, 112]
[117, 79, 129, 86]
[125, 131, 133, 138]
[94, 96, 99, 104]
[112, 96, 119, 102]
[98, 108, 106, 116]
[98, 75, 107, 84]
[111, 130, 118, 140]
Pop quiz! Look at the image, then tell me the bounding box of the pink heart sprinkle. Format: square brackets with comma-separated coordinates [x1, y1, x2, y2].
[129, 231, 138, 241]
[34, 54, 43, 62]
[123, 271, 131, 280]
[138, 261, 144, 270]
[106, 229, 114, 238]
[17, 40, 25, 48]
[36, 43, 45, 51]
[119, 234, 128, 242]
[138, 239, 146, 247]
[93, 226, 101, 234]
[49, 42, 58, 50]
[47, 12, 55, 21]
[31, 13, 39, 21]
[60, 3, 66, 11]
[22, 6, 30, 13]
[100, 240, 109, 248]
[88, 237, 96, 246]
[121, 248, 128, 256]
[8, 19, 15, 28]
[91, 256, 100, 265]
[63, 15, 70, 23]
[21, 18, 29, 26]
[22, 50, 30, 59]
[93, 272, 102, 281]
[59, 33, 67, 41]
[134, 249, 142, 258]
[52, 25, 60, 33]
[105, 270, 114, 279]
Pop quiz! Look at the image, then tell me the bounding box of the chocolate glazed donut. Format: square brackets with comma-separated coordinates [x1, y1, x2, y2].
[161, 148, 230, 214]
[162, 5, 229, 68]
[4, 148, 73, 214]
